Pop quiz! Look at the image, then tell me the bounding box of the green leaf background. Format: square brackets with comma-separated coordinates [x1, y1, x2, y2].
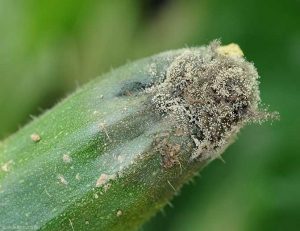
[0, 0, 299, 230]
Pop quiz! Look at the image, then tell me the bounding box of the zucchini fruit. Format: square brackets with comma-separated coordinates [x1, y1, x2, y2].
[0, 41, 277, 231]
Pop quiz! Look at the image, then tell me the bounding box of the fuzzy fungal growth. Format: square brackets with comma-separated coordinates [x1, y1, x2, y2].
[148, 40, 277, 161]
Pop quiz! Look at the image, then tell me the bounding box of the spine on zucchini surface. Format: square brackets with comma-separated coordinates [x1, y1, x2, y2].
[0, 40, 277, 231]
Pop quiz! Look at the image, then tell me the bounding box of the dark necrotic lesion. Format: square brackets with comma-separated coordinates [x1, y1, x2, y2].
[117, 81, 149, 96]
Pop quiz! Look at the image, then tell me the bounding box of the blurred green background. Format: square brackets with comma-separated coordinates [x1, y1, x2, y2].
[0, 0, 299, 230]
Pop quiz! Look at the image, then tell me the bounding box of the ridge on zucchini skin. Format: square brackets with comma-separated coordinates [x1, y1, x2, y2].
[0, 41, 277, 231]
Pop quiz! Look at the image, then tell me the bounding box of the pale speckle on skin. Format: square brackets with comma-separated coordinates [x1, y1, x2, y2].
[125, 90, 131, 96]
[63, 154, 72, 163]
[117, 210, 122, 217]
[95, 173, 116, 188]
[117, 155, 124, 163]
[30, 133, 41, 142]
[58, 174, 68, 185]
[75, 173, 80, 180]
[96, 174, 108, 187]
[1, 160, 14, 172]
[94, 194, 99, 199]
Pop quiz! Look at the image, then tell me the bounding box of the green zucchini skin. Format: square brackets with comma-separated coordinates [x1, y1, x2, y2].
[0, 43, 273, 231]
[0, 49, 201, 231]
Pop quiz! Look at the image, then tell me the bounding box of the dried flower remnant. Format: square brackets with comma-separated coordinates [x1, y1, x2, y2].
[149, 40, 278, 162]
